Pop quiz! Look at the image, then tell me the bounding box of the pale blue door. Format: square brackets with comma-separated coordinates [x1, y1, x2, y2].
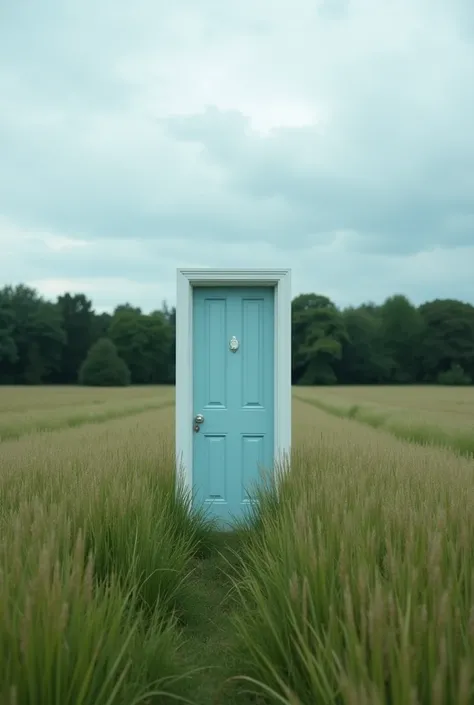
[192, 286, 275, 527]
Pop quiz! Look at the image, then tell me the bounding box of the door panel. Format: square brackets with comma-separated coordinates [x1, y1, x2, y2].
[241, 434, 264, 503]
[192, 286, 275, 526]
[204, 297, 227, 408]
[203, 434, 227, 501]
[242, 298, 265, 407]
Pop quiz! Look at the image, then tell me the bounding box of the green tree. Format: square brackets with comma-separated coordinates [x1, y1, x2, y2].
[159, 301, 176, 383]
[92, 312, 112, 341]
[437, 363, 472, 386]
[419, 299, 474, 381]
[78, 338, 131, 386]
[114, 303, 142, 315]
[108, 307, 172, 384]
[56, 293, 95, 383]
[379, 295, 425, 382]
[0, 286, 65, 384]
[292, 294, 348, 384]
[337, 306, 392, 383]
[0, 298, 18, 376]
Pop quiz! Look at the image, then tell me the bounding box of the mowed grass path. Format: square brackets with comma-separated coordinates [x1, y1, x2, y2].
[294, 385, 474, 457]
[0, 387, 473, 704]
[0, 385, 175, 441]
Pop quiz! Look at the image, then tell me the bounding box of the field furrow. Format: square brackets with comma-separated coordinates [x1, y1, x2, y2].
[294, 385, 474, 457]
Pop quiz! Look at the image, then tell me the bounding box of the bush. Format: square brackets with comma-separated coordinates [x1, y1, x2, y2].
[78, 338, 131, 386]
[437, 363, 471, 386]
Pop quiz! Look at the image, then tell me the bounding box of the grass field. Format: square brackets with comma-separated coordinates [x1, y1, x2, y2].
[0, 386, 473, 704]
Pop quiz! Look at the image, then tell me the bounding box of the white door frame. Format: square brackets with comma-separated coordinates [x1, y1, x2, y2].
[175, 268, 292, 497]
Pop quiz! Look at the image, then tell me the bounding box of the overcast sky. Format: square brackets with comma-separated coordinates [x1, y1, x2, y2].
[1, 0, 473, 313]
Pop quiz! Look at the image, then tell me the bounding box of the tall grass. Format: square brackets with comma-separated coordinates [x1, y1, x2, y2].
[85, 456, 216, 619]
[230, 405, 474, 704]
[0, 502, 186, 705]
[0, 409, 216, 705]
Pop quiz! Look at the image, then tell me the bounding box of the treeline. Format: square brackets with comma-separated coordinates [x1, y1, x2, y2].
[1, 285, 474, 386]
[0, 286, 175, 386]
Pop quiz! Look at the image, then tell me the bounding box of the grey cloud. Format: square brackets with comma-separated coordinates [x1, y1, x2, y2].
[0, 106, 321, 247]
[162, 104, 474, 252]
[19, 241, 474, 312]
[1, 0, 474, 309]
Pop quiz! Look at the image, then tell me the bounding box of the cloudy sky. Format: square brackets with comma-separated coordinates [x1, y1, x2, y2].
[1, 0, 473, 312]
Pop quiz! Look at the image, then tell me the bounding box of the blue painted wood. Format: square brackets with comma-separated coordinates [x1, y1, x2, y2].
[192, 286, 275, 528]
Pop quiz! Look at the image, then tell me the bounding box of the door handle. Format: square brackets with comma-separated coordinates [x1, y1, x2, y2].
[194, 414, 204, 424]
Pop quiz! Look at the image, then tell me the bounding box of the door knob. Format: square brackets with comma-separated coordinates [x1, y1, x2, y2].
[194, 414, 204, 424]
